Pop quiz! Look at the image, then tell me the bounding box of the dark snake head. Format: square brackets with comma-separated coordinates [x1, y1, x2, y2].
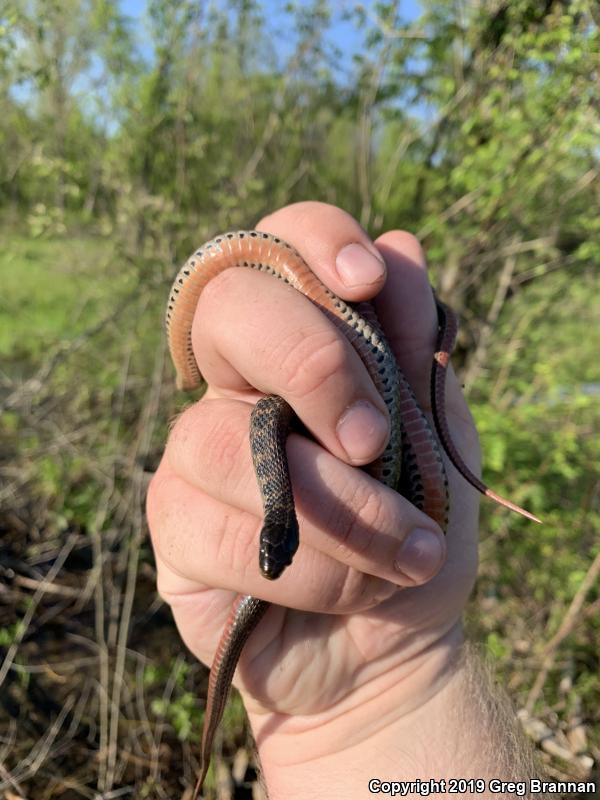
[258, 512, 299, 580]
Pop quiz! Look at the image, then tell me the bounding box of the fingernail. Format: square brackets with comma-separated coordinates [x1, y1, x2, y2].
[336, 243, 385, 288]
[394, 528, 445, 583]
[336, 400, 389, 462]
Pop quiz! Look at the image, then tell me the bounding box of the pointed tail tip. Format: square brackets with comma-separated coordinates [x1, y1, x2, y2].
[484, 489, 542, 524]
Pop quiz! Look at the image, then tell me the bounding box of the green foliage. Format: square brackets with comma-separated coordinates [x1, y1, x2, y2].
[486, 631, 510, 661]
[151, 690, 200, 741]
[0, 621, 26, 647]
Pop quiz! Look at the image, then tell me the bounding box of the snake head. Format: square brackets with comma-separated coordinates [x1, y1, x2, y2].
[258, 511, 299, 580]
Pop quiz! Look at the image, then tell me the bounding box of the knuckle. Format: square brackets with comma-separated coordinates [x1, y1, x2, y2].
[277, 326, 348, 400]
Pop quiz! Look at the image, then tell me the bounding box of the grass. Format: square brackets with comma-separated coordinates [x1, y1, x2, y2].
[0, 235, 134, 360]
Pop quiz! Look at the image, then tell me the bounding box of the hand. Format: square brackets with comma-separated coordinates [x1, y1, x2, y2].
[146, 202, 481, 779]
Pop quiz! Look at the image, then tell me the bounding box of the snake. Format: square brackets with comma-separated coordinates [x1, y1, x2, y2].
[164, 230, 541, 796]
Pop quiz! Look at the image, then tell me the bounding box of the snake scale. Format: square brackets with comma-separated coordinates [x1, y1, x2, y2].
[165, 230, 540, 796]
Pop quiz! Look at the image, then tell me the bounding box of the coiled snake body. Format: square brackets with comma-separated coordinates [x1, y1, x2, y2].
[165, 230, 539, 796]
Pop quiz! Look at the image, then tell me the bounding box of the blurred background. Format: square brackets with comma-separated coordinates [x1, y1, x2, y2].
[0, 0, 598, 797]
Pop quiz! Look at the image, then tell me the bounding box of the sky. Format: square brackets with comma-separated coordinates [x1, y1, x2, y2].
[119, 0, 424, 74]
[120, 0, 423, 25]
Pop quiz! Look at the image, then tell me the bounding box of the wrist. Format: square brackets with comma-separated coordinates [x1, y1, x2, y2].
[248, 623, 465, 799]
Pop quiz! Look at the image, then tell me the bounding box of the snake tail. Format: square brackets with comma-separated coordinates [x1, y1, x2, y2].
[250, 396, 300, 580]
[192, 595, 270, 800]
[431, 300, 542, 524]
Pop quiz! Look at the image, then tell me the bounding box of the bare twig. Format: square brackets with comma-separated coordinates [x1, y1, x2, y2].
[489, 302, 547, 407]
[372, 124, 420, 231]
[11, 573, 81, 598]
[0, 534, 76, 690]
[231, 20, 330, 205]
[134, 659, 163, 791]
[0, 695, 76, 789]
[463, 243, 518, 392]
[525, 548, 600, 713]
[417, 180, 484, 240]
[93, 340, 135, 792]
[0, 721, 23, 796]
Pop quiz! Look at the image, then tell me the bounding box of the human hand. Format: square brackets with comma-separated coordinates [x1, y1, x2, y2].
[146, 201, 481, 782]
